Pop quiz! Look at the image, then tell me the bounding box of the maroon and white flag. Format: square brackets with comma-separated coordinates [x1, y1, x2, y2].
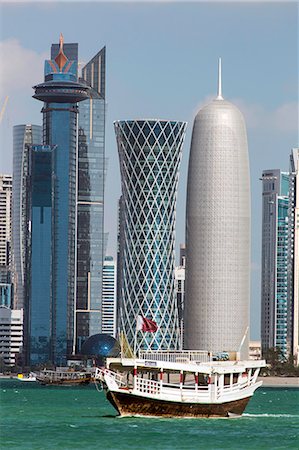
[137, 315, 158, 333]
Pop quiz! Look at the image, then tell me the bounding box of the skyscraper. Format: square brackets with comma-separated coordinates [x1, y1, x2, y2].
[0, 306, 23, 366]
[0, 175, 13, 307]
[0, 174, 12, 268]
[12, 124, 42, 309]
[102, 256, 117, 337]
[287, 148, 299, 364]
[27, 144, 56, 363]
[30, 35, 90, 364]
[260, 169, 289, 358]
[115, 119, 187, 353]
[75, 47, 106, 352]
[184, 60, 250, 358]
[175, 244, 186, 350]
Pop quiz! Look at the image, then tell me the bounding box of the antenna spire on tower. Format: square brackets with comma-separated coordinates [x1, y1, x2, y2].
[59, 33, 64, 51]
[55, 33, 68, 71]
[217, 57, 223, 100]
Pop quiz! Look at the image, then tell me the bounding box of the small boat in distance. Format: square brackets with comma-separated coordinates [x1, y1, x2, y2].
[95, 351, 266, 418]
[17, 372, 37, 382]
[35, 368, 94, 386]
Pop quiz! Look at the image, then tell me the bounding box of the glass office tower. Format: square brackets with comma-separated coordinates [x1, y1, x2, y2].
[115, 119, 186, 353]
[31, 35, 89, 364]
[261, 170, 289, 358]
[288, 149, 299, 365]
[12, 125, 42, 310]
[28, 145, 55, 363]
[75, 47, 106, 352]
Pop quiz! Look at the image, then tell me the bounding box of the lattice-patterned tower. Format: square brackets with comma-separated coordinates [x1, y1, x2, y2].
[185, 60, 250, 358]
[115, 119, 187, 352]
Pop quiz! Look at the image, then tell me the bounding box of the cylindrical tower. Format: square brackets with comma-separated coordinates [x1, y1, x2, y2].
[185, 60, 250, 358]
[115, 119, 187, 352]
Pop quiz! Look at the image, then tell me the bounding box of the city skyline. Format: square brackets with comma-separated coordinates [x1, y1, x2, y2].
[0, 2, 298, 340]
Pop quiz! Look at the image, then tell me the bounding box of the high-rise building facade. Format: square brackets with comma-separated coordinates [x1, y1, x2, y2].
[175, 244, 186, 350]
[75, 47, 106, 352]
[25, 39, 106, 359]
[29, 35, 90, 364]
[185, 60, 250, 358]
[0, 307, 23, 366]
[116, 196, 124, 328]
[27, 144, 56, 363]
[260, 169, 289, 357]
[0, 174, 12, 268]
[12, 125, 42, 310]
[288, 148, 299, 364]
[0, 175, 13, 313]
[115, 119, 187, 353]
[102, 256, 117, 337]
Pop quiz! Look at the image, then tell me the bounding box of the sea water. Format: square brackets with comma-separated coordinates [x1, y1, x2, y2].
[1, 379, 298, 449]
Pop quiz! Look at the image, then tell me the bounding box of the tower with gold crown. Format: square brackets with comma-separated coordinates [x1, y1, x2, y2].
[28, 35, 90, 365]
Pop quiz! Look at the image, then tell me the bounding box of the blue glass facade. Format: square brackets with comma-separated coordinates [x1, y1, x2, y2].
[30, 38, 89, 364]
[46, 101, 78, 363]
[0, 283, 12, 308]
[261, 170, 289, 358]
[75, 48, 106, 352]
[28, 145, 54, 363]
[275, 175, 289, 356]
[12, 125, 42, 311]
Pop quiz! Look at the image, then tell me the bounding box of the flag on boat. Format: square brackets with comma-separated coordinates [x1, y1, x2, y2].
[137, 315, 158, 332]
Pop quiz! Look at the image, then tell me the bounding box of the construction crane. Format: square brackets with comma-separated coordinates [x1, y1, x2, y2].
[0, 96, 9, 124]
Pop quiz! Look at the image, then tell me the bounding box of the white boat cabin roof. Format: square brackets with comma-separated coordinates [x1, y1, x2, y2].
[106, 358, 266, 375]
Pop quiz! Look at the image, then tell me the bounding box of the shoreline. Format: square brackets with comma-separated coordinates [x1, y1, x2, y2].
[258, 376, 299, 388]
[1, 374, 298, 387]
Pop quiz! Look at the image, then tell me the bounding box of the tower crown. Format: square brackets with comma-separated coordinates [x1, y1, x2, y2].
[54, 33, 68, 71]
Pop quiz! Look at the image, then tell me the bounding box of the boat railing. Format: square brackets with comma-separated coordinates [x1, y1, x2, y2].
[134, 376, 211, 401]
[38, 370, 90, 381]
[216, 376, 255, 398]
[135, 377, 161, 396]
[139, 350, 211, 364]
[95, 368, 126, 386]
[164, 382, 209, 392]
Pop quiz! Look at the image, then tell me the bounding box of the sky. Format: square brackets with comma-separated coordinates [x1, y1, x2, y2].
[0, 1, 298, 340]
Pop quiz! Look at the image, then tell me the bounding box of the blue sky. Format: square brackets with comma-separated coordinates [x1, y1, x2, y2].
[0, 1, 298, 339]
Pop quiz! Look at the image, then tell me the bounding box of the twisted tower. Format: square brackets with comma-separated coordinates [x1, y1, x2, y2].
[115, 119, 187, 352]
[185, 60, 250, 358]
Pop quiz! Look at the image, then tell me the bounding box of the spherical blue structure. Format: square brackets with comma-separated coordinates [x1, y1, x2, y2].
[81, 334, 120, 358]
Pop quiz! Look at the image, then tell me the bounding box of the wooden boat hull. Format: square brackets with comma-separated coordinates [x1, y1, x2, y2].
[36, 377, 91, 386]
[107, 390, 251, 418]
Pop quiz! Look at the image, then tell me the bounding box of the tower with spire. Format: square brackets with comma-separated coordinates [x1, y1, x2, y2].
[28, 35, 90, 365]
[184, 59, 250, 358]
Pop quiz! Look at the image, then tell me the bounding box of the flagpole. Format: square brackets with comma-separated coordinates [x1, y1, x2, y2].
[134, 314, 138, 358]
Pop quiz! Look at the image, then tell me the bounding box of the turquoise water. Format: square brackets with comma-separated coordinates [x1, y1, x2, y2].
[1, 379, 298, 449]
